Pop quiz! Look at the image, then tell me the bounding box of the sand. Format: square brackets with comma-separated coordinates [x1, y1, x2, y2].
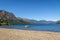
[0, 28, 60, 40]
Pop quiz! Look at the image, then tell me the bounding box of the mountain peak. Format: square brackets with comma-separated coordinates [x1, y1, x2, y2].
[0, 10, 17, 20]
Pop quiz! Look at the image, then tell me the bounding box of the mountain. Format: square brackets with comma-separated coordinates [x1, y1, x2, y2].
[0, 10, 30, 25]
[17, 17, 55, 24]
[0, 10, 56, 25]
[17, 17, 32, 24]
[38, 20, 55, 24]
[55, 20, 60, 24]
[0, 10, 17, 20]
[17, 17, 38, 24]
[0, 10, 19, 25]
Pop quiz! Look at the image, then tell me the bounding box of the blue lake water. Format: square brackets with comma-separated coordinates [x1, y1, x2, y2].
[0, 24, 60, 32]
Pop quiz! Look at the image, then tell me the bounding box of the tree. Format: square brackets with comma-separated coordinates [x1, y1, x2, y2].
[0, 19, 1, 26]
[0, 19, 8, 25]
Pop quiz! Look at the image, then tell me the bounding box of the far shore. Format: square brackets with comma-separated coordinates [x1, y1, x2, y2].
[0, 28, 60, 40]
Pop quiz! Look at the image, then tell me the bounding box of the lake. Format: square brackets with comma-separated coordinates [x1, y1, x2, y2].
[0, 24, 60, 32]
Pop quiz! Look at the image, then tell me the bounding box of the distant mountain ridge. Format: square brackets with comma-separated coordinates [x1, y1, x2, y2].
[0, 10, 59, 25]
[17, 17, 55, 24]
[0, 10, 31, 25]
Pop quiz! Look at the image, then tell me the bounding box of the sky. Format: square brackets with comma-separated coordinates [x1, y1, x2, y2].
[0, 0, 60, 21]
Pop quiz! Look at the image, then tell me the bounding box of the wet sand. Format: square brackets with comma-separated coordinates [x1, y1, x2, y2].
[0, 28, 60, 40]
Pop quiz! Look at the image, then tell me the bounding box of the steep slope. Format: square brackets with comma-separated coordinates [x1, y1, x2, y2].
[0, 10, 55, 25]
[0, 10, 21, 25]
[0, 10, 30, 25]
[0, 10, 17, 20]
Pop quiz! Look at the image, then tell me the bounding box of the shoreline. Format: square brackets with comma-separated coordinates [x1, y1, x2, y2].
[0, 27, 60, 32]
[0, 28, 60, 40]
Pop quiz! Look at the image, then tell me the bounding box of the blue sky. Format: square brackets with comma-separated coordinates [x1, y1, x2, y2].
[0, 0, 60, 21]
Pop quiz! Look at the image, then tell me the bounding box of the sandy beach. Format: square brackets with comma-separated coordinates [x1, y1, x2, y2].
[0, 28, 60, 40]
